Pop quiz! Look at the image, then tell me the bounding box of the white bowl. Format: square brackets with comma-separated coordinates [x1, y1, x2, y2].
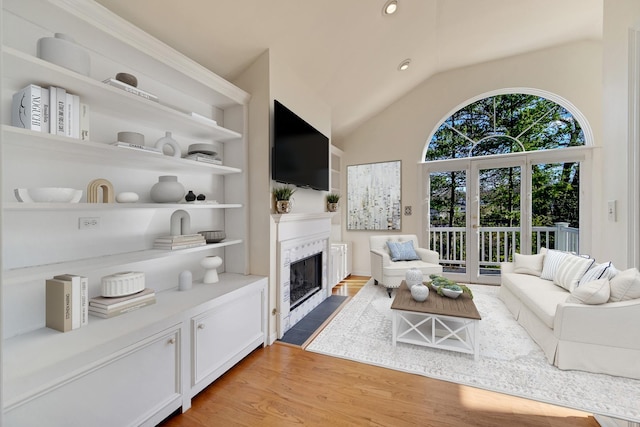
[15, 187, 82, 203]
[441, 288, 463, 299]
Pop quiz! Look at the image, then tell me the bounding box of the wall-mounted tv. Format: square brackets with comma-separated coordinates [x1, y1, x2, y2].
[272, 100, 329, 191]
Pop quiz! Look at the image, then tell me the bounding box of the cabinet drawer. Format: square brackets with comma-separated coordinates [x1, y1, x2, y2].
[192, 290, 264, 386]
[4, 328, 181, 427]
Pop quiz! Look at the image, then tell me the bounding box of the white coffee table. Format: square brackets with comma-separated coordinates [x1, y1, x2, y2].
[391, 281, 481, 360]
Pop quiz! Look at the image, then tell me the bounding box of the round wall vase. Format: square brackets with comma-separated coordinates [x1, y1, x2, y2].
[37, 33, 90, 76]
[155, 131, 182, 158]
[150, 175, 185, 203]
[201, 256, 223, 284]
[405, 268, 423, 288]
[178, 270, 193, 291]
[327, 202, 339, 212]
[410, 283, 430, 302]
[116, 192, 139, 203]
[276, 200, 291, 214]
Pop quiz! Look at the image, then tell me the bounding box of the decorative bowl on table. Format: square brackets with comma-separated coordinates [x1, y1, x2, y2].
[14, 187, 82, 203]
[441, 287, 464, 299]
[198, 230, 226, 243]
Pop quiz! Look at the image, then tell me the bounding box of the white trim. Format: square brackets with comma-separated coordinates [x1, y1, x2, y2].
[628, 26, 640, 268]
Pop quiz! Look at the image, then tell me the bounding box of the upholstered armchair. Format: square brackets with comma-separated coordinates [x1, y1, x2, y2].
[369, 234, 443, 297]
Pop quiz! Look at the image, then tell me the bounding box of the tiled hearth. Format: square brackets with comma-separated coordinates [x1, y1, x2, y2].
[273, 213, 332, 339]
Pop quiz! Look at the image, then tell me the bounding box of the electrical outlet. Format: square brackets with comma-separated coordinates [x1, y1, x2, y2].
[607, 200, 616, 222]
[79, 217, 100, 229]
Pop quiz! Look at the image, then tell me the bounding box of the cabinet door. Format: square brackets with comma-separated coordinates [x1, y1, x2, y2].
[192, 290, 264, 387]
[4, 328, 181, 427]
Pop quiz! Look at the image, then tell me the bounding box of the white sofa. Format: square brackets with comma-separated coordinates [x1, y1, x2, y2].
[369, 234, 442, 297]
[499, 255, 640, 379]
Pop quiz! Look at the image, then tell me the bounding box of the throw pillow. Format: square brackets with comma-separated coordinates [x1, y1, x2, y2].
[386, 240, 421, 262]
[609, 268, 640, 302]
[513, 253, 544, 276]
[578, 261, 612, 287]
[554, 254, 594, 292]
[540, 249, 569, 281]
[567, 278, 610, 304]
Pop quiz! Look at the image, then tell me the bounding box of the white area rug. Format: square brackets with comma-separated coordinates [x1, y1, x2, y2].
[306, 279, 640, 422]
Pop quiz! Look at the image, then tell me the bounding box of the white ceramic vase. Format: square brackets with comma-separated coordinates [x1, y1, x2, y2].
[201, 256, 223, 284]
[410, 283, 430, 302]
[37, 33, 90, 76]
[150, 175, 185, 203]
[178, 270, 192, 291]
[405, 267, 423, 287]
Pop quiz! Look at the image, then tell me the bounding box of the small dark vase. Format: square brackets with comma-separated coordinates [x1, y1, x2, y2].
[196, 193, 206, 201]
[185, 190, 196, 202]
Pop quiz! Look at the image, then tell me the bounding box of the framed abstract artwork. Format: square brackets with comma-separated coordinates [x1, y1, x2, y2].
[347, 160, 401, 230]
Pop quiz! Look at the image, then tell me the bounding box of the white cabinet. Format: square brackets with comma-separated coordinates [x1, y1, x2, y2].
[1, 0, 265, 424]
[330, 242, 352, 287]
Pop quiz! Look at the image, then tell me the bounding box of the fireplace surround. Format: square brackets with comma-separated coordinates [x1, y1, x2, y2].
[273, 213, 332, 339]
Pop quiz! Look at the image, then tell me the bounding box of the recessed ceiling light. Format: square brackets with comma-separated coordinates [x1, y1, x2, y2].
[383, 0, 398, 15]
[398, 59, 411, 71]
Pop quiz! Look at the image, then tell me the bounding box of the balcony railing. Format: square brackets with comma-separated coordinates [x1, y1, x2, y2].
[429, 222, 579, 269]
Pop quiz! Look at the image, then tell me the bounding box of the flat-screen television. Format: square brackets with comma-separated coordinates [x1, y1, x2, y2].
[272, 100, 329, 191]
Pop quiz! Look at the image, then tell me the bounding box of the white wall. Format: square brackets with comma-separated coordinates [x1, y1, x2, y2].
[339, 41, 603, 276]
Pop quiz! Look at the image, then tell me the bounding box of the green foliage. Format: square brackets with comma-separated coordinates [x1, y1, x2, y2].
[326, 193, 341, 203]
[272, 185, 296, 201]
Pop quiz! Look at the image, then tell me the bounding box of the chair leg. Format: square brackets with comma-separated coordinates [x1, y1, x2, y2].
[374, 280, 378, 286]
[387, 288, 392, 298]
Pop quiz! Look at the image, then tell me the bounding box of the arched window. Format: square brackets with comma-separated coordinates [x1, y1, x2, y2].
[426, 93, 585, 161]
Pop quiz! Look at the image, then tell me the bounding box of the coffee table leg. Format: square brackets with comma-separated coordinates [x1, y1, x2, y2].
[392, 311, 397, 347]
[473, 320, 480, 360]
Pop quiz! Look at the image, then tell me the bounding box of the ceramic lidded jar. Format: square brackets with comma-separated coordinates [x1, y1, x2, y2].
[37, 33, 90, 76]
[405, 267, 423, 288]
[150, 175, 185, 203]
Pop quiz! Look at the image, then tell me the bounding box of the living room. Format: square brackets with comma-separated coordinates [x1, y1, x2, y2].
[2, 0, 640, 426]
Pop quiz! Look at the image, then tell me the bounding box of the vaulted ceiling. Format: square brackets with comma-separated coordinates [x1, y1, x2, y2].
[96, 0, 603, 141]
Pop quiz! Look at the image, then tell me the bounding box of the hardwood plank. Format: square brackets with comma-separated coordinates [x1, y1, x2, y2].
[160, 276, 599, 427]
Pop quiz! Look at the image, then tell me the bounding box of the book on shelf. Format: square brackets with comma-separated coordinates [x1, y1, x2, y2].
[111, 141, 163, 154]
[89, 287, 155, 309]
[154, 241, 207, 250]
[54, 274, 89, 327]
[183, 153, 223, 165]
[89, 298, 156, 319]
[45, 279, 72, 332]
[65, 92, 80, 139]
[41, 87, 50, 133]
[53, 86, 67, 136]
[154, 234, 206, 243]
[80, 103, 90, 141]
[103, 78, 159, 102]
[11, 84, 42, 131]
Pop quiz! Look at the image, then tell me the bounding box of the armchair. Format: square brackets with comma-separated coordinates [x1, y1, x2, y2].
[369, 234, 443, 297]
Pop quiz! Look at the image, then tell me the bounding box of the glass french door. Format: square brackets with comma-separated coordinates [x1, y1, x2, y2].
[425, 156, 526, 285]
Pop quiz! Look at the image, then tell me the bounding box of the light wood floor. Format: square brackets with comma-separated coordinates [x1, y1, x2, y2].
[160, 276, 599, 427]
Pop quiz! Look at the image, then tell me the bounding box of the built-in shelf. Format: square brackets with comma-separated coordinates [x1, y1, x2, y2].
[2, 126, 242, 174]
[3, 239, 242, 285]
[4, 202, 242, 211]
[2, 47, 242, 141]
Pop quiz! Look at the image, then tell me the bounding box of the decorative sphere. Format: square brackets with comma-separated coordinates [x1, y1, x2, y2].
[411, 283, 430, 302]
[405, 268, 423, 287]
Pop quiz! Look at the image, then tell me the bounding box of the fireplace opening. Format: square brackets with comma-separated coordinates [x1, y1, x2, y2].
[290, 252, 322, 311]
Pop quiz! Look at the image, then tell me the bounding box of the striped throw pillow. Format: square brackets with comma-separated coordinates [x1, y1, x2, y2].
[540, 249, 569, 281]
[578, 262, 612, 287]
[554, 254, 594, 292]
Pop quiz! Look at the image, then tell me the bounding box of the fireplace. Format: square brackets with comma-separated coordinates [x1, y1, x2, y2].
[274, 213, 332, 339]
[290, 253, 322, 311]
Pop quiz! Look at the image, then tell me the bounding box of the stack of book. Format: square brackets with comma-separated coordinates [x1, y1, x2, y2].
[183, 153, 223, 165]
[45, 274, 89, 332]
[11, 83, 90, 140]
[103, 78, 158, 102]
[154, 234, 206, 250]
[89, 288, 156, 319]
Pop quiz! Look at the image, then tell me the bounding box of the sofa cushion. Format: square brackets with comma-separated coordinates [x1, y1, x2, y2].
[513, 253, 544, 276]
[567, 278, 610, 304]
[554, 254, 594, 292]
[501, 273, 569, 328]
[386, 240, 420, 261]
[609, 268, 640, 302]
[540, 249, 569, 280]
[579, 261, 613, 287]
